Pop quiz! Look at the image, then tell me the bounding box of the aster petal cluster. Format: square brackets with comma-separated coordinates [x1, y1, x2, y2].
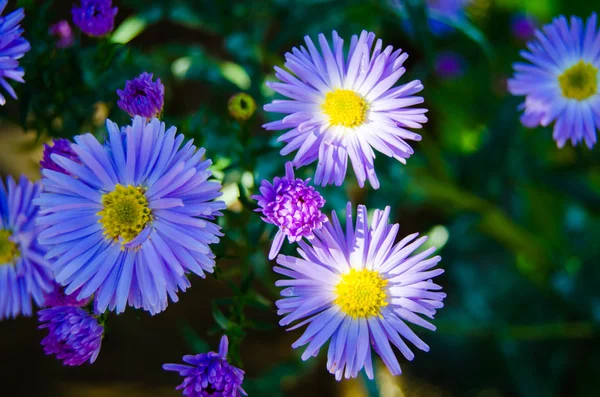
[0, 1, 31, 106]
[117, 72, 165, 118]
[38, 306, 103, 366]
[0, 176, 53, 320]
[163, 335, 246, 397]
[263, 30, 427, 189]
[275, 203, 445, 379]
[40, 138, 81, 175]
[35, 116, 226, 315]
[508, 13, 600, 148]
[72, 0, 118, 37]
[252, 162, 327, 259]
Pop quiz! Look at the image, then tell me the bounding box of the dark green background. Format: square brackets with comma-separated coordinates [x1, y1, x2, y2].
[1, 0, 599, 396]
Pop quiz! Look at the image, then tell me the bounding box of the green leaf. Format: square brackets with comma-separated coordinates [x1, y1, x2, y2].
[212, 302, 232, 331]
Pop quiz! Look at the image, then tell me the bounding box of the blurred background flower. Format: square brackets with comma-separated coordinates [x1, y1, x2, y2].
[434, 51, 466, 79]
[510, 13, 537, 41]
[49, 20, 74, 49]
[71, 0, 118, 37]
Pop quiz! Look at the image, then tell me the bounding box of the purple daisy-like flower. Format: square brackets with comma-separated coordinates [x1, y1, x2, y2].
[44, 281, 89, 308]
[252, 162, 327, 260]
[71, 0, 118, 37]
[35, 117, 225, 315]
[275, 202, 446, 380]
[163, 335, 246, 397]
[49, 20, 74, 49]
[117, 72, 165, 118]
[38, 306, 103, 366]
[263, 30, 427, 189]
[40, 138, 81, 175]
[0, 0, 31, 106]
[0, 176, 53, 320]
[508, 13, 600, 148]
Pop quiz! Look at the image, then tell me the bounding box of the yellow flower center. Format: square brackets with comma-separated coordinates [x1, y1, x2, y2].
[0, 230, 19, 265]
[558, 60, 598, 101]
[322, 89, 368, 128]
[334, 268, 388, 318]
[98, 184, 152, 243]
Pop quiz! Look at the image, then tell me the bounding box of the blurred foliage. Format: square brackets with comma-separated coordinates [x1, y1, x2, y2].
[2, 0, 600, 396]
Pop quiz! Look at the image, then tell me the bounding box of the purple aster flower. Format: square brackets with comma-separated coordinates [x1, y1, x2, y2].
[44, 281, 90, 308]
[252, 162, 327, 260]
[0, 176, 53, 320]
[0, 1, 31, 106]
[510, 14, 537, 41]
[117, 72, 165, 118]
[275, 203, 446, 380]
[434, 51, 466, 79]
[49, 20, 74, 48]
[508, 13, 600, 148]
[38, 306, 103, 366]
[40, 138, 80, 175]
[264, 31, 428, 189]
[163, 335, 246, 397]
[71, 0, 118, 37]
[35, 117, 225, 315]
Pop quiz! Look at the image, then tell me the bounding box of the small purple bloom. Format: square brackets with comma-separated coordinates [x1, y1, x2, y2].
[44, 281, 89, 308]
[49, 20, 74, 48]
[163, 335, 246, 397]
[0, 1, 31, 106]
[510, 14, 537, 41]
[71, 0, 118, 37]
[40, 138, 80, 175]
[117, 72, 165, 118]
[38, 306, 103, 366]
[435, 52, 465, 79]
[252, 162, 327, 260]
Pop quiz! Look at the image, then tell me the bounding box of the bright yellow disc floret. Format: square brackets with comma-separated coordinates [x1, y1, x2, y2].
[334, 268, 388, 318]
[0, 230, 19, 265]
[558, 60, 598, 101]
[322, 89, 368, 128]
[98, 184, 152, 243]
